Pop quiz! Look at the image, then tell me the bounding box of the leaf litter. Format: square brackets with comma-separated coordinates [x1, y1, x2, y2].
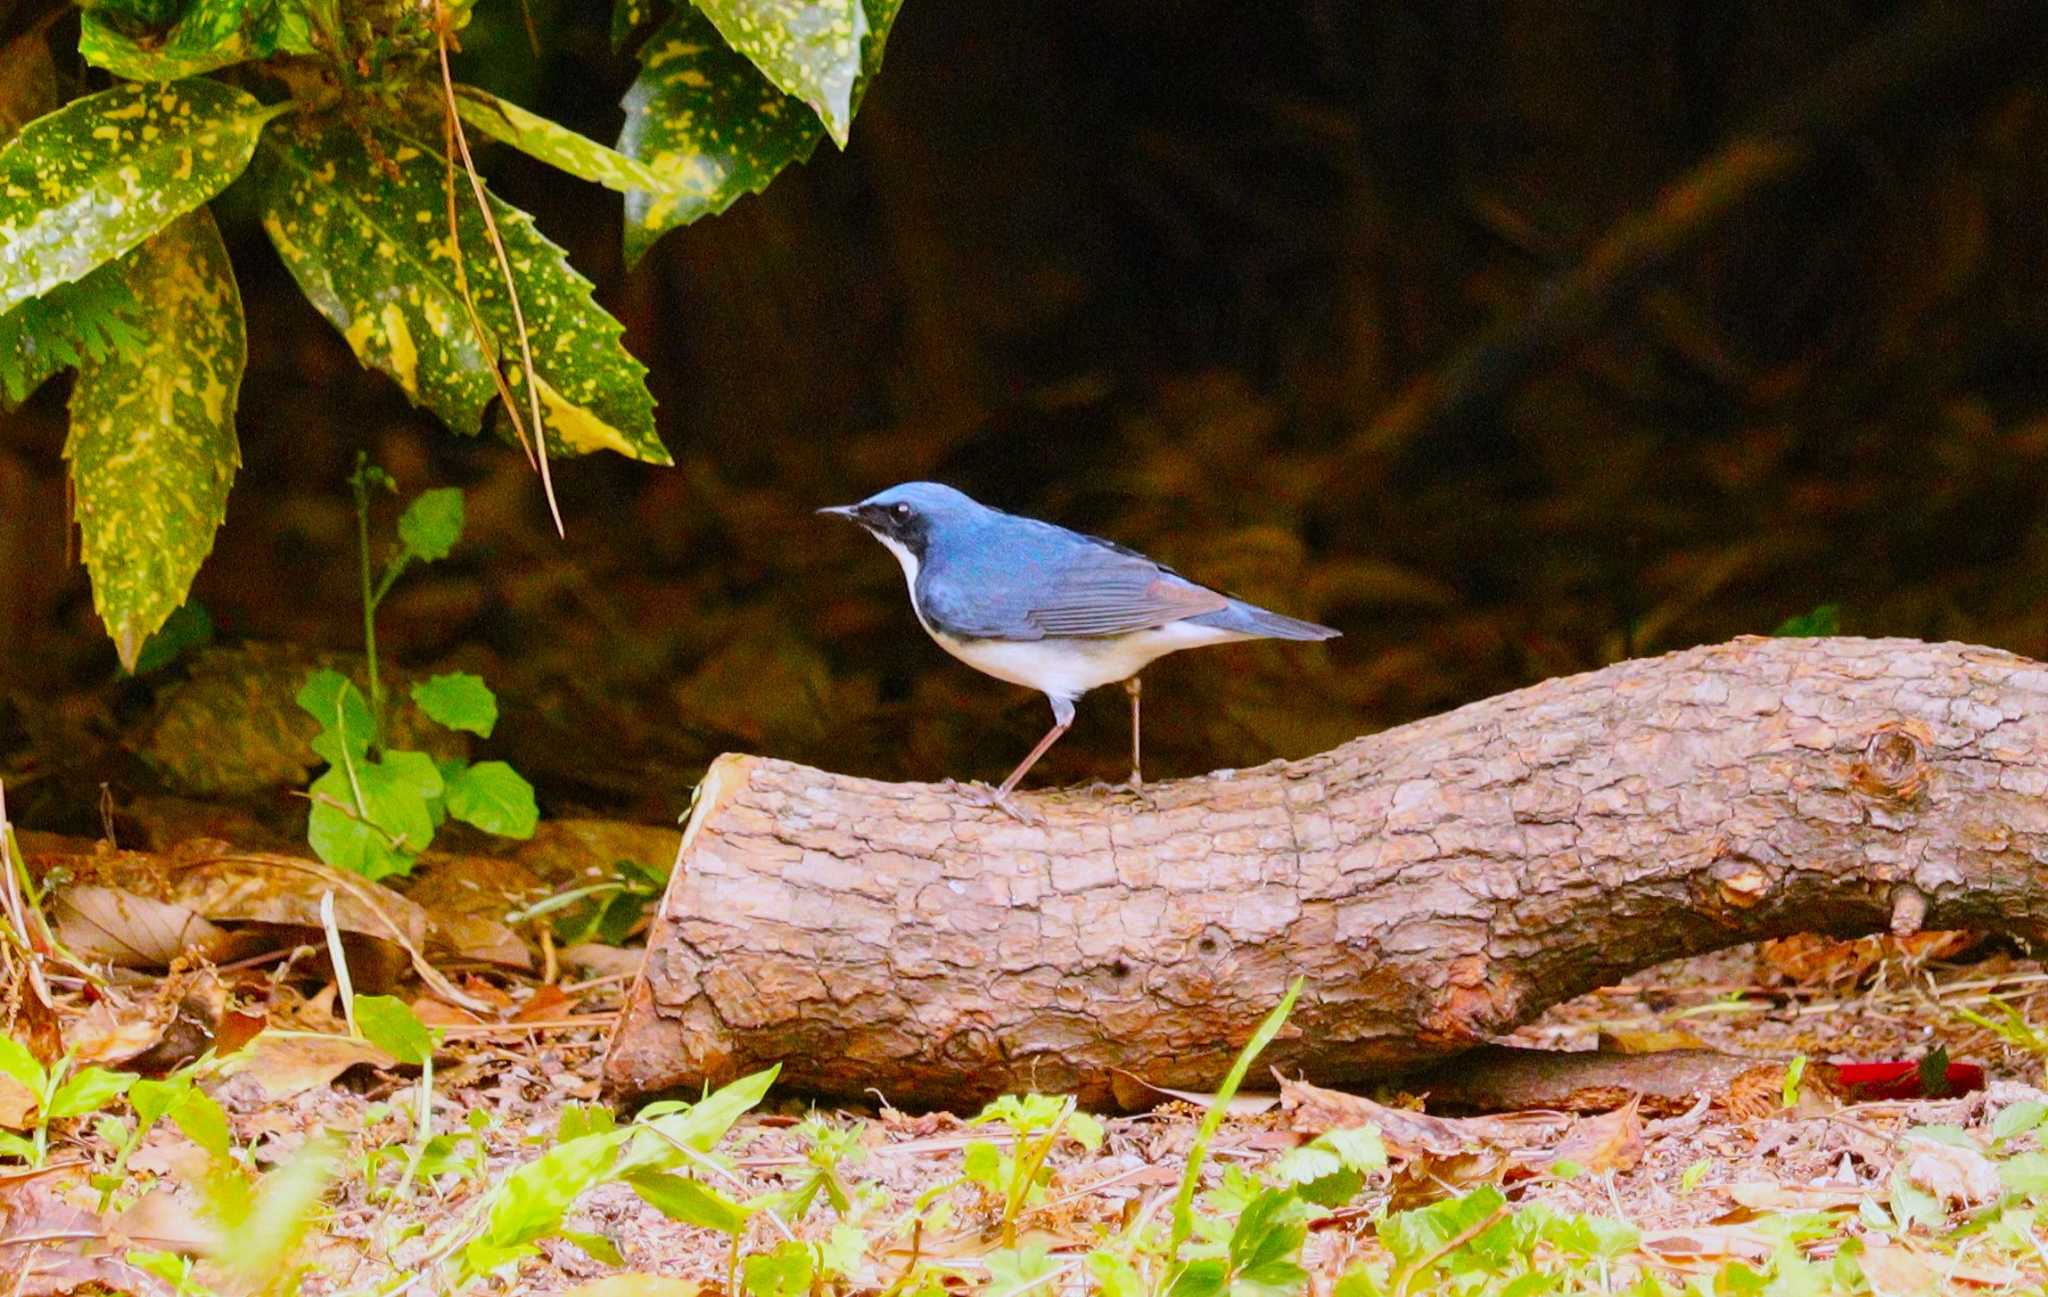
[5, 823, 2048, 1293]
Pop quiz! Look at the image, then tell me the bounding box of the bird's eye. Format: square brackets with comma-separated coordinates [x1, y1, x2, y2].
[892, 502, 911, 519]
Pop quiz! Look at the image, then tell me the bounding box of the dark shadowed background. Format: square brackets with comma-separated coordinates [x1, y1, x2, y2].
[4, 0, 2047, 833]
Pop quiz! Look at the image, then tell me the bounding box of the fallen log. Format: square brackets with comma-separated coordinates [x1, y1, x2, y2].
[603, 636, 2048, 1109]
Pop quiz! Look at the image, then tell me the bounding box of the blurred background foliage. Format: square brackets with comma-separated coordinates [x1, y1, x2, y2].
[4, 0, 2048, 835]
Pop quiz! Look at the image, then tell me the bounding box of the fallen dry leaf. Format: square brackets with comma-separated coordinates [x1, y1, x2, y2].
[1547, 1100, 1644, 1174]
[214, 1032, 395, 1100]
[1901, 1135, 2001, 1208]
[1110, 1069, 1280, 1114]
[1725, 1182, 1871, 1212]
[1596, 1027, 1709, 1054]
[1857, 1242, 1940, 1297]
[51, 885, 232, 968]
[559, 942, 645, 982]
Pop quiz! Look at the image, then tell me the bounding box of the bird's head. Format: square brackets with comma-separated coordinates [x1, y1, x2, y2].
[817, 482, 982, 562]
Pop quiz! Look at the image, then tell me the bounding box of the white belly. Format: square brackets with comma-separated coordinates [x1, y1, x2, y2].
[933, 620, 1249, 699]
[870, 529, 1247, 700]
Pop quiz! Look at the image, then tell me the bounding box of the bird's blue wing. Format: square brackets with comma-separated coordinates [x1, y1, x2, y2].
[920, 522, 1227, 640]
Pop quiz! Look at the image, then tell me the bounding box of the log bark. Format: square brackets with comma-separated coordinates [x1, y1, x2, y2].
[603, 636, 2048, 1109]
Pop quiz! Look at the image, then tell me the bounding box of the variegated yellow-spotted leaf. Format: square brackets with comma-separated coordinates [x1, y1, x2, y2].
[612, 0, 666, 50]
[694, 0, 867, 147]
[257, 122, 666, 464]
[255, 125, 500, 435]
[454, 87, 667, 195]
[0, 78, 287, 317]
[66, 209, 244, 673]
[81, 0, 315, 82]
[617, 0, 901, 266]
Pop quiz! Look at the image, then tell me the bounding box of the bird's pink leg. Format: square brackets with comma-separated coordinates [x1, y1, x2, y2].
[1124, 676, 1143, 790]
[963, 697, 1075, 824]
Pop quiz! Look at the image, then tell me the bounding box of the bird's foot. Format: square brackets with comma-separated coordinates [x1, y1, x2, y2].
[952, 780, 1046, 826]
[1080, 773, 1157, 810]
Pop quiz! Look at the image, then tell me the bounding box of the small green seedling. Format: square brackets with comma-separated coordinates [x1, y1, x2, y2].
[964, 1092, 1104, 1247]
[0, 1035, 136, 1167]
[300, 459, 537, 879]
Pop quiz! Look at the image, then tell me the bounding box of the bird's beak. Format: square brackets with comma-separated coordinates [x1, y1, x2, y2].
[816, 504, 859, 520]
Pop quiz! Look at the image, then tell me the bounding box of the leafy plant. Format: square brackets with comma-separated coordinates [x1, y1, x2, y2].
[507, 856, 670, 946]
[298, 461, 536, 878]
[0, 0, 906, 668]
[1773, 603, 1842, 636]
[0, 1034, 137, 1167]
[92, 1066, 233, 1209]
[963, 1092, 1105, 1247]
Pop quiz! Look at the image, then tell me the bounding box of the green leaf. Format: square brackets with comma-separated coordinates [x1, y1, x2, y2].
[80, 0, 310, 81]
[1994, 1099, 2048, 1145]
[129, 601, 214, 675]
[411, 672, 499, 736]
[354, 994, 436, 1067]
[306, 760, 434, 879]
[0, 1036, 47, 1095]
[626, 1170, 749, 1233]
[1167, 1258, 1228, 1297]
[2000, 1151, 2048, 1201]
[481, 1129, 627, 1252]
[694, 0, 867, 145]
[455, 87, 665, 194]
[1088, 1251, 1146, 1297]
[0, 262, 145, 411]
[962, 1140, 1002, 1191]
[65, 208, 244, 670]
[632, 1064, 779, 1161]
[398, 486, 465, 561]
[616, 0, 900, 265]
[443, 760, 538, 839]
[296, 669, 374, 762]
[382, 749, 446, 801]
[47, 1067, 138, 1120]
[743, 1240, 814, 1297]
[218, 1135, 339, 1289]
[166, 1089, 232, 1161]
[256, 121, 667, 463]
[1172, 978, 1302, 1252]
[1772, 604, 1840, 637]
[0, 78, 285, 317]
[127, 1076, 191, 1127]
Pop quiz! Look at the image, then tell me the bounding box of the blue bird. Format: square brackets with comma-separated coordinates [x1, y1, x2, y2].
[820, 482, 1339, 820]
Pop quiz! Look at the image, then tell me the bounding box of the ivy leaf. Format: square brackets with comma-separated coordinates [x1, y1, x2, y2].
[411, 672, 498, 736]
[256, 122, 667, 463]
[454, 87, 666, 195]
[694, 0, 867, 146]
[398, 486, 465, 561]
[80, 0, 314, 81]
[66, 209, 244, 671]
[442, 760, 538, 838]
[617, 0, 900, 265]
[0, 78, 286, 317]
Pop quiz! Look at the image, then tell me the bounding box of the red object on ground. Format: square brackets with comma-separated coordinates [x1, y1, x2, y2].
[1833, 1059, 1985, 1101]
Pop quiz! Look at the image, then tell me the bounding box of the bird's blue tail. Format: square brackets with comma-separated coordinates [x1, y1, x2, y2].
[1192, 599, 1340, 641]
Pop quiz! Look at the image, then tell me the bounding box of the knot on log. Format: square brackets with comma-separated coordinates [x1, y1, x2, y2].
[1855, 723, 1930, 798]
